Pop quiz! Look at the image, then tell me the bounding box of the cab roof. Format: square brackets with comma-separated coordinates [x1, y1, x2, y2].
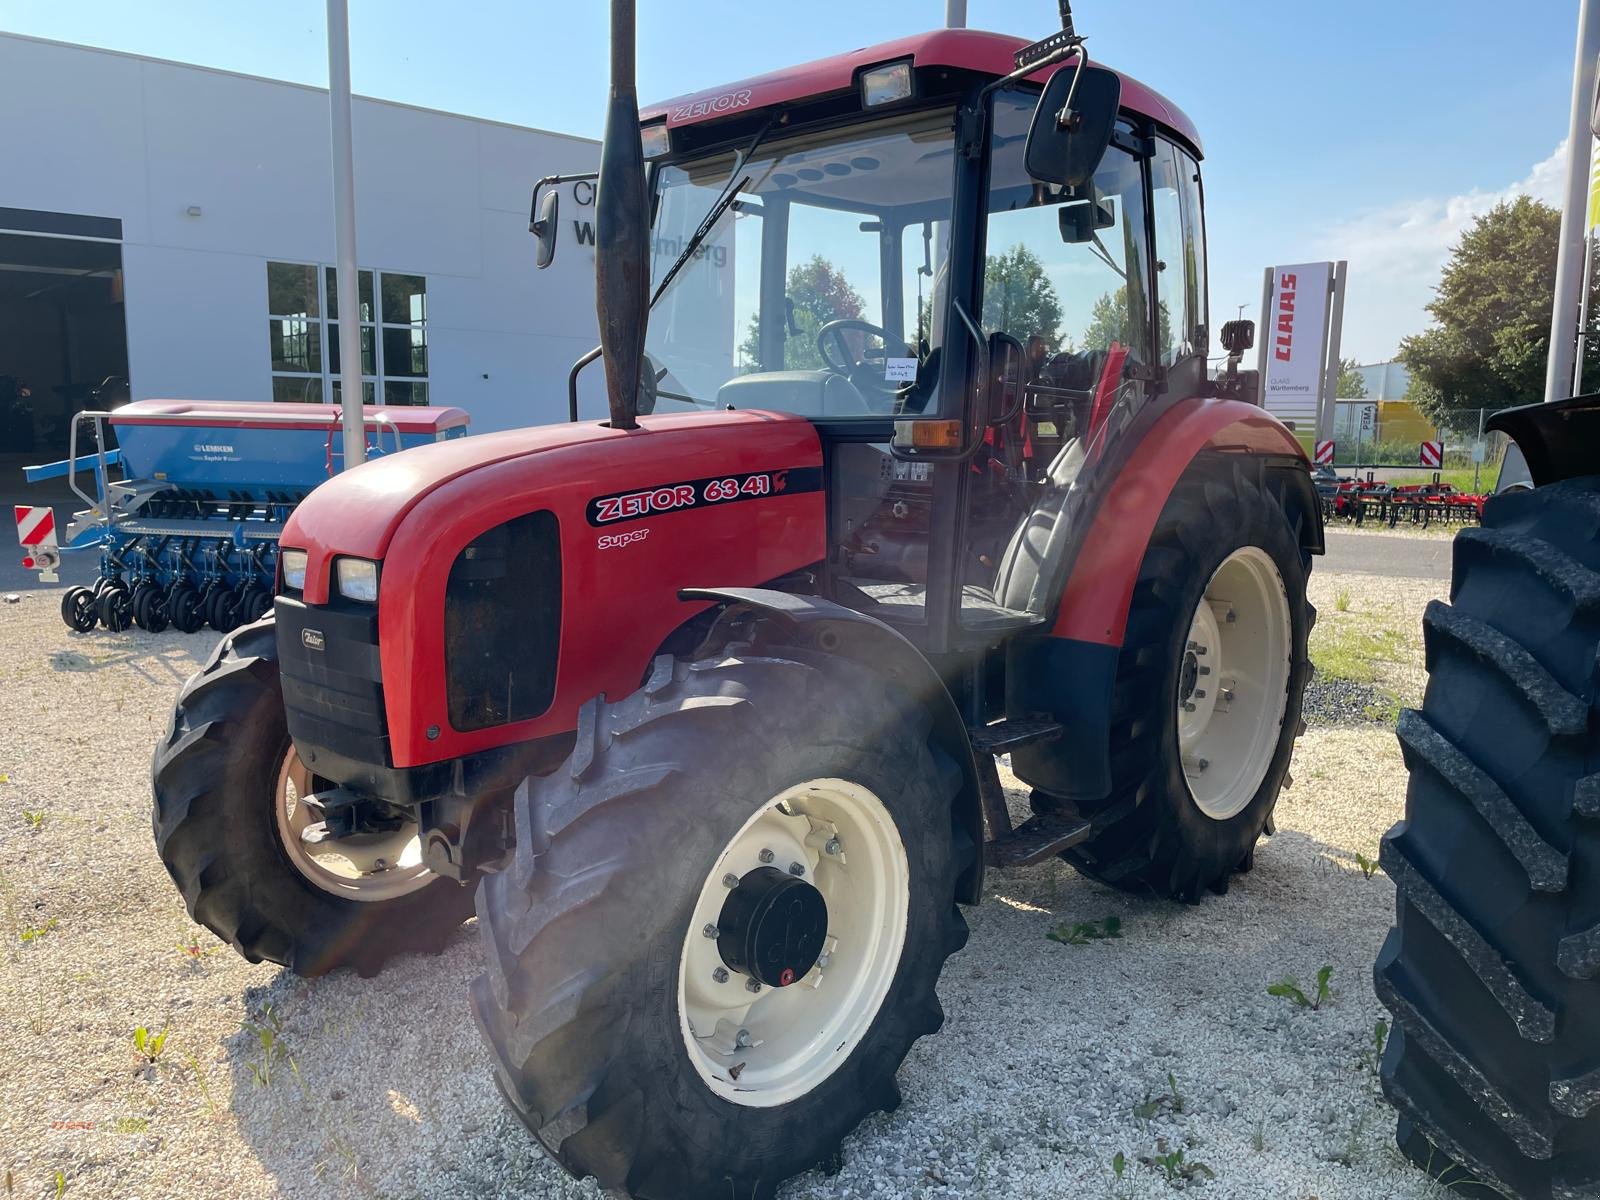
[640, 28, 1202, 157]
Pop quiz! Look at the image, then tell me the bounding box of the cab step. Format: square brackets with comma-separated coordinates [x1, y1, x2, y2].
[969, 715, 1064, 754]
[986, 812, 1094, 869]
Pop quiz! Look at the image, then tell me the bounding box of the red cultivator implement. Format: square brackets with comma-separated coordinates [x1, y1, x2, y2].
[1321, 477, 1485, 527]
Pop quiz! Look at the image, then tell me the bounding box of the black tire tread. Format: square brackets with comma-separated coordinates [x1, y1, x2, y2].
[152, 617, 473, 977]
[472, 648, 969, 1199]
[1376, 475, 1600, 1199]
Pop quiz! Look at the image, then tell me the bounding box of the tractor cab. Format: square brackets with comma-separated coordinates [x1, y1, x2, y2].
[545, 28, 1227, 655]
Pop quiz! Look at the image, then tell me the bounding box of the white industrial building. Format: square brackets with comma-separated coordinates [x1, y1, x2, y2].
[0, 32, 601, 461]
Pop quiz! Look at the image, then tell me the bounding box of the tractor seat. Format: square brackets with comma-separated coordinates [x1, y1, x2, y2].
[843, 435, 1087, 641]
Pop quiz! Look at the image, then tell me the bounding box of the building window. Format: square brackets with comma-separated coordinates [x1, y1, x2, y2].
[266, 261, 429, 405]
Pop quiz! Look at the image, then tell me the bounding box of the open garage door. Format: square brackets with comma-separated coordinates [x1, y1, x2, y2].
[0, 212, 129, 465]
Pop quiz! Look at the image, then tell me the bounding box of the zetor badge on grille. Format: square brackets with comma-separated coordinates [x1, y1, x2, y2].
[148, 4, 1339, 1199]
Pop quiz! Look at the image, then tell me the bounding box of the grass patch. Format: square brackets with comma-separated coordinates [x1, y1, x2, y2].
[1310, 610, 1412, 685]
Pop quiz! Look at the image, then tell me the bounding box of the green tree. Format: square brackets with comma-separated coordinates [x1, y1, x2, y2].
[982, 245, 1066, 351]
[1081, 286, 1169, 356]
[740, 255, 865, 371]
[1336, 358, 1369, 399]
[1399, 195, 1600, 426]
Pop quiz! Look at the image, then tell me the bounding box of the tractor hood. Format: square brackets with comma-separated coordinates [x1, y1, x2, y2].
[281, 410, 823, 606]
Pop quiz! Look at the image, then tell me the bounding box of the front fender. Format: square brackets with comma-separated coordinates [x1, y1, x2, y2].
[680, 587, 985, 904]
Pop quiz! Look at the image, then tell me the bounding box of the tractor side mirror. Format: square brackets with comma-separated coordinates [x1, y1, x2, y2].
[1024, 64, 1121, 189]
[531, 187, 560, 269]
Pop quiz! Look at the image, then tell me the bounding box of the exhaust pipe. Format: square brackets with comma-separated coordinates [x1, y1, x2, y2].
[594, 0, 649, 431]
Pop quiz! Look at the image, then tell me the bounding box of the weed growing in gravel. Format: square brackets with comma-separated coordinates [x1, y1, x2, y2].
[244, 1006, 301, 1090]
[20, 918, 58, 943]
[314, 1128, 362, 1187]
[133, 1026, 169, 1064]
[1102, 1150, 1129, 1199]
[1323, 1112, 1371, 1167]
[1366, 1019, 1389, 1074]
[21, 809, 45, 831]
[1140, 1141, 1213, 1187]
[1250, 1118, 1268, 1152]
[1268, 965, 1333, 1010]
[1046, 915, 1123, 946]
[176, 932, 223, 965]
[1132, 1074, 1185, 1121]
[1336, 590, 1352, 612]
[54, 1170, 66, 1198]
[1353, 850, 1381, 879]
[184, 1053, 223, 1121]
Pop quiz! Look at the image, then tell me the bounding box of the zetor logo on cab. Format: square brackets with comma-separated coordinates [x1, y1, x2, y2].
[670, 88, 753, 122]
[587, 467, 821, 527]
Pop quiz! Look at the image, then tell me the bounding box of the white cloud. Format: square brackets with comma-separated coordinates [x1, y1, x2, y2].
[1314, 142, 1569, 362]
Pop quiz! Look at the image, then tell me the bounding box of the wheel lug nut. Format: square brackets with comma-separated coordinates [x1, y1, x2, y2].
[788, 862, 805, 877]
[1221, 689, 1235, 703]
[713, 967, 729, 983]
[1198, 665, 1211, 676]
[1194, 689, 1206, 700]
[824, 837, 842, 856]
[735, 1028, 752, 1048]
[758, 848, 774, 864]
[722, 873, 739, 889]
[702, 923, 719, 939]
[1183, 702, 1197, 713]
[817, 951, 831, 968]
[746, 979, 762, 994]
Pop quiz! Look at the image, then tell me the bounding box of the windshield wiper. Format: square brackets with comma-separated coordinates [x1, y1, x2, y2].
[650, 116, 776, 306]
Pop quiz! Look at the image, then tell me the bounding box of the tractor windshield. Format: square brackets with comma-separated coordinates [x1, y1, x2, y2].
[644, 108, 957, 418]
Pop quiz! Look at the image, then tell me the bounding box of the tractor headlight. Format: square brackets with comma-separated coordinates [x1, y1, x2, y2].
[280, 549, 308, 592]
[336, 557, 380, 603]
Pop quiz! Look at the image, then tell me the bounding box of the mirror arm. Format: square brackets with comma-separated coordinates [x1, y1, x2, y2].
[529, 171, 598, 232]
[568, 345, 604, 423]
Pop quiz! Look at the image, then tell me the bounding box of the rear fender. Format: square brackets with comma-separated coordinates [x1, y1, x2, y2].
[680, 587, 985, 904]
[1014, 399, 1317, 803]
[1487, 393, 1600, 487]
[1052, 398, 1315, 646]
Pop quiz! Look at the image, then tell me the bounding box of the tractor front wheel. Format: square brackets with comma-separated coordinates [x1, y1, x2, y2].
[472, 647, 969, 1199]
[152, 617, 474, 975]
[1045, 458, 1313, 901]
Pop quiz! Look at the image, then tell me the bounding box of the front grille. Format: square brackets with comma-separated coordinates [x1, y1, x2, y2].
[276, 594, 391, 772]
[445, 510, 561, 731]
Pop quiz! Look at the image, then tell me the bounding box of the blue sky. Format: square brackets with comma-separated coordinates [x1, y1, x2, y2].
[0, 0, 1583, 362]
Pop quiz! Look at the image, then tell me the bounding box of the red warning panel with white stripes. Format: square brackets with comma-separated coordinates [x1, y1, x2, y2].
[14, 505, 56, 554]
[1419, 441, 1443, 468]
[1314, 440, 1335, 466]
[14, 505, 60, 580]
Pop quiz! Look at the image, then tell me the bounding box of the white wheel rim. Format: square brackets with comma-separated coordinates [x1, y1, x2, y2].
[677, 778, 909, 1108]
[1176, 547, 1292, 821]
[274, 748, 433, 902]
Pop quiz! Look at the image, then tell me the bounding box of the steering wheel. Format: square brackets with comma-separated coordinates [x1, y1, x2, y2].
[816, 319, 913, 403]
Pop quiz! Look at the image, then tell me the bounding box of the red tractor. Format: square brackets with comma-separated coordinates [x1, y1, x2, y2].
[152, 4, 1320, 1196]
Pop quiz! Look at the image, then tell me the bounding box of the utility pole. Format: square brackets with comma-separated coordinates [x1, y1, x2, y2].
[1544, 0, 1600, 403]
[327, 0, 365, 466]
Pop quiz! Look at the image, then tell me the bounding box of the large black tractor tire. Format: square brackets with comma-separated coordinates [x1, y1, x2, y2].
[1375, 476, 1600, 1199]
[152, 617, 474, 976]
[472, 647, 971, 1200]
[1037, 458, 1313, 902]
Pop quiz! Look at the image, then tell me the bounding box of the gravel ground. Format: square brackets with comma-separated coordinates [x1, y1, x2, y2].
[1, 565, 1447, 1200]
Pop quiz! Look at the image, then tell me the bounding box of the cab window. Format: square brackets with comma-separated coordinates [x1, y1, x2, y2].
[1150, 139, 1208, 367]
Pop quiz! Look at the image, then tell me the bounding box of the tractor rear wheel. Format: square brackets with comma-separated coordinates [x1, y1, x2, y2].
[152, 616, 474, 976]
[1043, 458, 1313, 901]
[1375, 476, 1600, 1198]
[472, 648, 969, 1199]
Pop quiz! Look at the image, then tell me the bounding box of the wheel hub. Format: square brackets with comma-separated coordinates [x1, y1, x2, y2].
[716, 866, 828, 988]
